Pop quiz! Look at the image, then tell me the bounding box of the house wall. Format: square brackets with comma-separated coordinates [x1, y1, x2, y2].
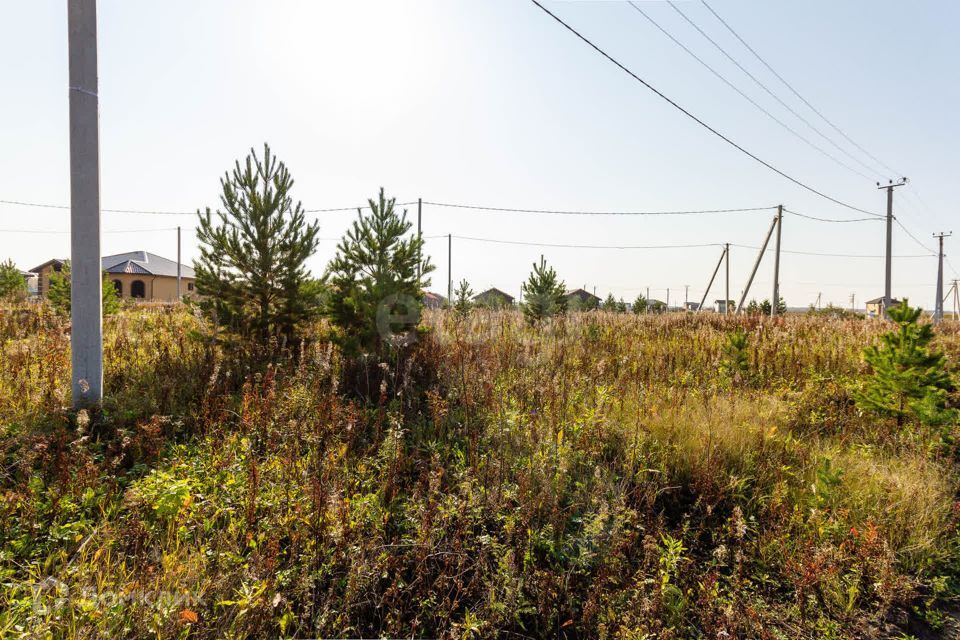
[34, 262, 194, 302]
[35, 264, 66, 298]
[475, 293, 513, 308]
[108, 274, 195, 302]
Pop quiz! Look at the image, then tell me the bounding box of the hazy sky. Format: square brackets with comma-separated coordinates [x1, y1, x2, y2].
[2, 0, 957, 309]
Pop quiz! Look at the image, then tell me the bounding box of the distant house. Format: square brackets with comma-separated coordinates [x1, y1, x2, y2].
[422, 292, 447, 309]
[564, 288, 601, 311]
[865, 296, 900, 318]
[31, 251, 195, 302]
[648, 299, 666, 313]
[714, 299, 735, 314]
[21, 271, 38, 297]
[685, 302, 701, 311]
[473, 288, 515, 309]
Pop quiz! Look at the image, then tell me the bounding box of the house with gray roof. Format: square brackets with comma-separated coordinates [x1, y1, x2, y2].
[31, 251, 195, 302]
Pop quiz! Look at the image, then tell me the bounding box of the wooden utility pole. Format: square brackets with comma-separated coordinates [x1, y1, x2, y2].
[771, 205, 783, 317]
[68, 0, 102, 408]
[878, 178, 908, 315]
[176, 226, 182, 300]
[447, 233, 452, 304]
[933, 232, 951, 324]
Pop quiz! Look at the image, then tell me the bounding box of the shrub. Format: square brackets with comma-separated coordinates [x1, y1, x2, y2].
[0, 259, 27, 301]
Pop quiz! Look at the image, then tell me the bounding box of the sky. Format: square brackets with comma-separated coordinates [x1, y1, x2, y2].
[1, 0, 957, 310]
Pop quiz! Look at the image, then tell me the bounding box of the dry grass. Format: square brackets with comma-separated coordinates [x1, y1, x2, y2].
[0, 303, 958, 638]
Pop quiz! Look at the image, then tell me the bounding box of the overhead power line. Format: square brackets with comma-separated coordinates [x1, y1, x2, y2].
[527, 0, 880, 217]
[894, 218, 937, 255]
[0, 198, 195, 216]
[668, 1, 882, 181]
[783, 208, 882, 223]
[452, 235, 722, 250]
[0, 198, 416, 216]
[627, 2, 873, 182]
[730, 242, 930, 259]
[448, 234, 930, 257]
[0, 227, 178, 234]
[423, 201, 774, 216]
[699, 0, 901, 179]
[0, 197, 781, 217]
[306, 202, 418, 213]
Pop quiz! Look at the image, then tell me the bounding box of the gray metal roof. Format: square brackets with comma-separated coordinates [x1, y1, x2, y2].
[101, 251, 195, 278]
[30, 252, 194, 278]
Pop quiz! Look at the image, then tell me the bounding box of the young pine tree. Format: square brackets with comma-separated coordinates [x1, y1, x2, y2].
[521, 257, 566, 324]
[601, 293, 618, 312]
[0, 259, 27, 301]
[720, 328, 751, 386]
[194, 144, 321, 350]
[776, 296, 787, 315]
[632, 295, 647, 314]
[854, 299, 955, 426]
[453, 279, 474, 318]
[325, 188, 433, 355]
[47, 261, 120, 316]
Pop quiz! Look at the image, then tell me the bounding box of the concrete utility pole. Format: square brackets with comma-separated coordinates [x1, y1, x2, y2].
[698, 245, 727, 312]
[849, 293, 855, 312]
[771, 205, 783, 317]
[952, 280, 960, 321]
[176, 226, 182, 300]
[447, 233, 452, 304]
[416, 198, 422, 280]
[645, 286, 649, 314]
[68, 0, 102, 408]
[725, 242, 730, 315]
[933, 232, 951, 324]
[666, 287, 670, 311]
[737, 214, 779, 314]
[684, 284, 689, 311]
[878, 178, 908, 315]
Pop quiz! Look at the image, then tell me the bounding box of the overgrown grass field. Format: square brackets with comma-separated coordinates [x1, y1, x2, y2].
[1, 303, 959, 638]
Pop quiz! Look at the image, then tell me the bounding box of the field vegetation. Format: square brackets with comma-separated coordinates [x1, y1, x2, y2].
[1, 301, 959, 639]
